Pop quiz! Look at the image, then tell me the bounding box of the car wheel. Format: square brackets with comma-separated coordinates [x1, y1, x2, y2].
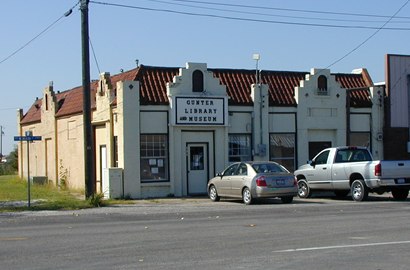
[208, 185, 220, 202]
[281, 196, 294, 204]
[242, 187, 253, 205]
[297, 179, 311, 198]
[334, 190, 349, 198]
[391, 189, 409, 201]
[351, 179, 368, 202]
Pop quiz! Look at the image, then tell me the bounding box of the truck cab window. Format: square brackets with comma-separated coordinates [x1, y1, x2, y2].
[315, 150, 330, 165]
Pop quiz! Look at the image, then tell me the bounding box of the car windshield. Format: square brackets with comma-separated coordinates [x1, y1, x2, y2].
[252, 163, 288, 173]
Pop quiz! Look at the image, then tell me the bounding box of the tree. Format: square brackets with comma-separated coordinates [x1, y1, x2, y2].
[0, 146, 18, 175]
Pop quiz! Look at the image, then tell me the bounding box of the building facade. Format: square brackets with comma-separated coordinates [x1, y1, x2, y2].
[384, 54, 410, 160]
[17, 62, 383, 198]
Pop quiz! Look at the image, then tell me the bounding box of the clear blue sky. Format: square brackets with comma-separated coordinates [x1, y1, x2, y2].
[1, 0, 409, 155]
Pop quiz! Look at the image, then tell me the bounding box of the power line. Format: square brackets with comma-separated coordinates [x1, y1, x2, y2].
[89, 37, 102, 74]
[0, 2, 80, 65]
[147, 0, 410, 24]
[324, 0, 410, 70]
[164, 0, 410, 20]
[89, 1, 410, 30]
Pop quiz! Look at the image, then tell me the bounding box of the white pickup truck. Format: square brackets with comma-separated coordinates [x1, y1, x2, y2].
[294, 146, 410, 201]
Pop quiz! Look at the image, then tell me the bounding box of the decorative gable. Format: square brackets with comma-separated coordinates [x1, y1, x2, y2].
[94, 72, 115, 123]
[167, 63, 228, 126]
[167, 62, 226, 97]
[42, 82, 57, 114]
[295, 68, 345, 103]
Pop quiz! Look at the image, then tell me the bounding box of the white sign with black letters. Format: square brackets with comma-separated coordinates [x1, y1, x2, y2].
[174, 97, 226, 125]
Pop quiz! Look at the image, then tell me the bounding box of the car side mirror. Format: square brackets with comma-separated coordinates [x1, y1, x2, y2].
[216, 172, 223, 178]
[308, 160, 316, 167]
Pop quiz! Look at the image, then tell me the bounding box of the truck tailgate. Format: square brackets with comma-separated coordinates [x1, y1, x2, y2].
[380, 160, 410, 179]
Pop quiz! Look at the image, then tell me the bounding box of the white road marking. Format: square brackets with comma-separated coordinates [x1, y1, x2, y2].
[273, 240, 410, 253]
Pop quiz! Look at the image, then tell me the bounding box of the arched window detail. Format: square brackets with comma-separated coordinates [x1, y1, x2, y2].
[192, 70, 204, 92]
[45, 94, 49, 110]
[317, 75, 328, 95]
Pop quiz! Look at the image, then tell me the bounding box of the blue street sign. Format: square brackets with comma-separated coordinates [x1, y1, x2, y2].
[14, 136, 42, 141]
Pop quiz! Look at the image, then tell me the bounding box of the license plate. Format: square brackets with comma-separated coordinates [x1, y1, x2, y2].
[276, 179, 285, 185]
[397, 178, 405, 184]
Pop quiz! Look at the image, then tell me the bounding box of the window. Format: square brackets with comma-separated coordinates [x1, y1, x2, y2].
[68, 121, 77, 140]
[229, 135, 251, 162]
[140, 134, 168, 182]
[314, 150, 330, 165]
[238, 163, 248, 175]
[269, 133, 295, 172]
[317, 75, 328, 95]
[335, 148, 372, 163]
[192, 70, 204, 92]
[190, 146, 204, 171]
[252, 162, 289, 173]
[309, 141, 331, 160]
[45, 94, 49, 110]
[349, 132, 370, 148]
[222, 163, 239, 176]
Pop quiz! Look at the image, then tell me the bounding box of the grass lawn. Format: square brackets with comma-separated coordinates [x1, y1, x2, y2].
[0, 175, 98, 212]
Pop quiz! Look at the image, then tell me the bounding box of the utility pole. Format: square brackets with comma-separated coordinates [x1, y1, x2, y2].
[0, 125, 3, 161]
[80, 0, 95, 198]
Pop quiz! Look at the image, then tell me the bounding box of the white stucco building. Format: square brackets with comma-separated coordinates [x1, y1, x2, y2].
[17, 62, 384, 198]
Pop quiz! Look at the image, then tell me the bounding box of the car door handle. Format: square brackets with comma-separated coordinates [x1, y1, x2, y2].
[322, 167, 327, 170]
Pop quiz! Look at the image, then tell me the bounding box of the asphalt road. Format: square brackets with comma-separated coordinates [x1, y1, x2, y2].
[1, 194, 410, 270]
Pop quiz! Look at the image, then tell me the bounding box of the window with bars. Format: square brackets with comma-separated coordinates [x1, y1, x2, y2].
[140, 134, 168, 182]
[269, 133, 296, 172]
[229, 134, 251, 162]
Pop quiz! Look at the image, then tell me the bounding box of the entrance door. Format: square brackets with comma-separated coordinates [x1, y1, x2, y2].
[187, 143, 208, 195]
[100, 145, 108, 196]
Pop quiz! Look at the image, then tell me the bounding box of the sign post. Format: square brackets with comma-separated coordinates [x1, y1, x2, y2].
[14, 132, 42, 207]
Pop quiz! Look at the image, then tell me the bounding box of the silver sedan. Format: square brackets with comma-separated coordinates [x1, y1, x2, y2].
[207, 161, 298, 205]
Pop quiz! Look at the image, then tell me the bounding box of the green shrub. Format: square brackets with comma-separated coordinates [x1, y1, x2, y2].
[88, 192, 105, 207]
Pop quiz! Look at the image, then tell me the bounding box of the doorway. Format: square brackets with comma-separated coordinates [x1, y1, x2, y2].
[308, 141, 331, 160]
[187, 143, 208, 195]
[100, 145, 107, 194]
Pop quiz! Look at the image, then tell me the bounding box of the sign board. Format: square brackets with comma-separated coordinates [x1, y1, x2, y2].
[174, 97, 226, 125]
[14, 136, 42, 142]
[13, 132, 41, 208]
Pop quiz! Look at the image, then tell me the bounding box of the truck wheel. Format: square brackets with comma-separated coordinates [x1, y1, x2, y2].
[392, 189, 409, 201]
[297, 179, 311, 198]
[351, 179, 368, 202]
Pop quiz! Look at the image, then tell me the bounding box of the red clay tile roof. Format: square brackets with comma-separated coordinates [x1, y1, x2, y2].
[136, 66, 179, 105]
[211, 69, 307, 106]
[20, 99, 42, 125]
[334, 72, 373, 107]
[19, 64, 374, 124]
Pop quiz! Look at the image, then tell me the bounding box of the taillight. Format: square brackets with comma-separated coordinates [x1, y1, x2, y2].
[375, 163, 381, 176]
[256, 176, 267, 187]
[293, 176, 298, 186]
